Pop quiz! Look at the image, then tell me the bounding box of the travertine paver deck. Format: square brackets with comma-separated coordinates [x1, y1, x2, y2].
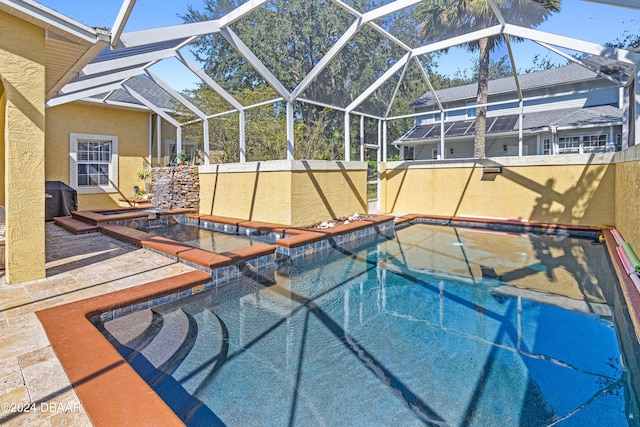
[0, 222, 196, 426]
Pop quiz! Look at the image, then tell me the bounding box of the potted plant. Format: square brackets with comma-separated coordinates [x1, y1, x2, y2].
[136, 169, 151, 180]
[176, 151, 187, 166]
[136, 169, 152, 193]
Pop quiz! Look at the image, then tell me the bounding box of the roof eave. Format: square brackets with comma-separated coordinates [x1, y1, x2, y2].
[0, 0, 108, 44]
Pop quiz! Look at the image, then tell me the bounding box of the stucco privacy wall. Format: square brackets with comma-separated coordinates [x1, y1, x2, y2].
[380, 154, 616, 227]
[199, 160, 367, 226]
[0, 87, 5, 209]
[0, 11, 46, 283]
[46, 103, 151, 210]
[614, 145, 640, 252]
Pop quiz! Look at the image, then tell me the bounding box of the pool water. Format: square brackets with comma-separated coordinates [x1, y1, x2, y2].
[100, 223, 639, 426]
[144, 223, 278, 253]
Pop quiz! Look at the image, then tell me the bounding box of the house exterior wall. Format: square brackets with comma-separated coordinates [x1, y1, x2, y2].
[46, 103, 151, 210]
[414, 136, 539, 160]
[199, 160, 367, 226]
[0, 10, 46, 283]
[416, 79, 618, 124]
[380, 154, 615, 227]
[0, 86, 5, 209]
[408, 70, 623, 158]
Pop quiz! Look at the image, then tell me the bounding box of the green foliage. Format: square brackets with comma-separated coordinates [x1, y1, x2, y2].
[415, 1, 560, 52]
[441, 55, 514, 86]
[366, 159, 377, 178]
[180, 0, 427, 162]
[607, 28, 640, 49]
[520, 53, 563, 74]
[136, 169, 150, 180]
[178, 1, 561, 162]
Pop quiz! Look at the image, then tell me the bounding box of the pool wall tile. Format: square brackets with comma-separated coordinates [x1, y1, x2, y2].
[92, 279, 218, 323]
[146, 247, 179, 262]
[275, 219, 396, 262]
[200, 219, 239, 234]
[106, 216, 398, 318]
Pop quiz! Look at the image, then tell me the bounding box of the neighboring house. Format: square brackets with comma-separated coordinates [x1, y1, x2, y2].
[394, 58, 631, 160]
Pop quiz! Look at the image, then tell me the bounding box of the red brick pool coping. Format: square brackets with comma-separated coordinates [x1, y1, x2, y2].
[38, 213, 639, 426]
[71, 207, 194, 225]
[37, 270, 211, 427]
[604, 230, 640, 336]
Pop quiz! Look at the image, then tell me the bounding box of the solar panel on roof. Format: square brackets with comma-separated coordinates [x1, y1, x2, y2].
[424, 125, 441, 139]
[420, 124, 440, 138]
[396, 110, 580, 144]
[403, 124, 438, 141]
[488, 115, 519, 133]
[446, 120, 474, 137]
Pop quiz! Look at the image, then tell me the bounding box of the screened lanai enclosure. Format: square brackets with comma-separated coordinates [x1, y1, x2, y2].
[48, 0, 640, 166]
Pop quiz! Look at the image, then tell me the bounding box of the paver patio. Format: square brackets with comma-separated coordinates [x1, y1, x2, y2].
[0, 223, 196, 426]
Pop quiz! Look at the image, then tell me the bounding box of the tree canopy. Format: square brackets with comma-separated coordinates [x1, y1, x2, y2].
[180, 0, 565, 162]
[180, 0, 431, 161]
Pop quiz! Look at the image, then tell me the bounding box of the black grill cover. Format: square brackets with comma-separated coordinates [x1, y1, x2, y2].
[45, 181, 77, 221]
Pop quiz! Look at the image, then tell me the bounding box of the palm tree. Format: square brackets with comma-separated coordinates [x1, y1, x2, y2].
[416, 0, 560, 158]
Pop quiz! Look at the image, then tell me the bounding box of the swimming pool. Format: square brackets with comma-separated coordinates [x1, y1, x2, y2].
[144, 222, 279, 253]
[98, 222, 639, 426]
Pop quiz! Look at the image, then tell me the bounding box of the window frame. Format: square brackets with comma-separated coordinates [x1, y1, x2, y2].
[69, 133, 118, 194]
[466, 101, 476, 119]
[557, 135, 582, 154]
[581, 134, 607, 153]
[556, 133, 608, 155]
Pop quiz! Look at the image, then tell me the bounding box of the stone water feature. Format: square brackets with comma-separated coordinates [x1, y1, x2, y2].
[151, 166, 199, 211]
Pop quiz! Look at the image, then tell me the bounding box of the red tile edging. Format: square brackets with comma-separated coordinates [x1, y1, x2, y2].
[36, 270, 211, 426]
[604, 230, 640, 337]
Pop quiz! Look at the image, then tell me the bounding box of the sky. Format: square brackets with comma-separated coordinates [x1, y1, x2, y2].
[37, 0, 640, 90]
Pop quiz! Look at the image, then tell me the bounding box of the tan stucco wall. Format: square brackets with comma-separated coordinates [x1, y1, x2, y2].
[614, 146, 640, 251]
[200, 169, 292, 224]
[0, 11, 46, 283]
[290, 169, 366, 225]
[0, 86, 5, 208]
[46, 103, 151, 210]
[199, 160, 367, 226]
[381, 155, 615, 227]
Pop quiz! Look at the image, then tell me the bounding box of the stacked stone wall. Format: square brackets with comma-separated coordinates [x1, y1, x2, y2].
[151, 166, 199, 211]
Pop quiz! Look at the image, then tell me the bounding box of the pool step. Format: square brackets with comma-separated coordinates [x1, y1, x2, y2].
[138, 306, 217, 422]
[172, 304, 228, 397]
[100, 309, 163, 361]
[53, 216, 99, 234]
[127, 308, 196, 385]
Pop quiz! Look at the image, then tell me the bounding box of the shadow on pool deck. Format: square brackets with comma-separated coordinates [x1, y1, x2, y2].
[0, 222, 197, 426]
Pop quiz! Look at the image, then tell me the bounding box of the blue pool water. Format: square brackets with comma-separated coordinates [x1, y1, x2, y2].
[144, 223, 278, 253]
[100, 223, 639, 426]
